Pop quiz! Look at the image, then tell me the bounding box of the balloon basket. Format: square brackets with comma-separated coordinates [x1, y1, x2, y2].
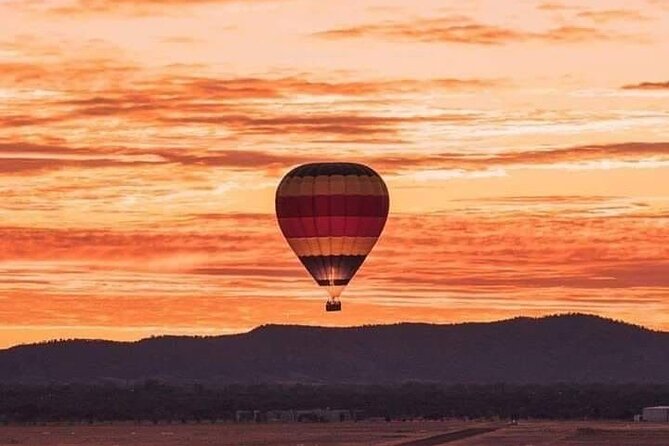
[325, 300, 342, 312]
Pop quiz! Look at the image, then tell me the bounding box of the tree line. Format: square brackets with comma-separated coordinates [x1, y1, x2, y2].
[1, 381, 667, 424]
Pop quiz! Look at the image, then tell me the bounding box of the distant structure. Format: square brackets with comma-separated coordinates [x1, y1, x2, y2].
[642, 406, 669, 422]
[235, 410, 262, 423]
[236, 409, 353, 423]
[294, 409, 352, 423]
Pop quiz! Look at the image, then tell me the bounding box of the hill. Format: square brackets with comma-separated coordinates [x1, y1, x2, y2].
[0, 314, 666, 384]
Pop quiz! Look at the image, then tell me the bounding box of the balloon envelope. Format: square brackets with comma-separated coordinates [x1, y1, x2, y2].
[275, 162, 389, 299]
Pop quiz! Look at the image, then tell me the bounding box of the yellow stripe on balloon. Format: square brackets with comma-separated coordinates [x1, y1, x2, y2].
[287, 236, 379, 256]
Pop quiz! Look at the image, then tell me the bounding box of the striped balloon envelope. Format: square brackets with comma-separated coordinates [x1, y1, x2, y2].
[275, 162, 389, 311]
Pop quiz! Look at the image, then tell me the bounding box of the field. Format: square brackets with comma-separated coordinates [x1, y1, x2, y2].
[1, 421, 669, 445]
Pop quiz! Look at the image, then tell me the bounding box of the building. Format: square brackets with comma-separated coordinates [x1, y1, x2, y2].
[642, 406, 669, 422]
[235, 410, 263, 422]
[293, 409, 352, 422]
[236, 409, 353, 423]
[265, 410, 296, 422]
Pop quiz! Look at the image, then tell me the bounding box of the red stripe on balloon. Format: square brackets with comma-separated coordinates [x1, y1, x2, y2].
[278, 216, 387, 238]
[275, 195, 389, 218]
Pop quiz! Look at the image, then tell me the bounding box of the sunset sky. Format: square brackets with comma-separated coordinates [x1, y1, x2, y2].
[0, 0, 668, 347]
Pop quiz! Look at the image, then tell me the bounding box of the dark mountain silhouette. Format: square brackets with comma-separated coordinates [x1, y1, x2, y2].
[0, 313, 667, 384]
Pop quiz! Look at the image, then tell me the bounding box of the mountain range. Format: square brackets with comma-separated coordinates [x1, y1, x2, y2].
[0, 313, 666, 384]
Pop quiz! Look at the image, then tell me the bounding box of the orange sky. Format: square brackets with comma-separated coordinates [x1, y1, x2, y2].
[0, 0, 668, 347]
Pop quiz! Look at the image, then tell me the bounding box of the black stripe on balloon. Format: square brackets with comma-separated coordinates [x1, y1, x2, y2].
[316, 279, 350, 286]
[298, 255, 367, 283]
[284, 163, 379, 178]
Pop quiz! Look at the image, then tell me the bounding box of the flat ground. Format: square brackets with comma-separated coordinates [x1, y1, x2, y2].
[1, 420, 669, 445]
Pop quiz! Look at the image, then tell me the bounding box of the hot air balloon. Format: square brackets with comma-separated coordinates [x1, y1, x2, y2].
[275, 162, 389, 312]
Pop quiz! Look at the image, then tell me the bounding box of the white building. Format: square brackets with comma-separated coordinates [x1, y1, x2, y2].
[643, 406, 669, 422]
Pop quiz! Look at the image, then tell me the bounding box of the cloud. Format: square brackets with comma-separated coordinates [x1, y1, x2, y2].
[539, 6, 649, 23]
[0, 54, 490, 144]
[576, 9, 649, 23]
[2, 139, 668, 177]
[40, 0, 287, 16]
[455, 195, 623, 204]
[1, 211, 668, 341]
[160, 114, 408, 136]
[0, 141, 318, 175]
[538, 26, 622, 43]
[181, 76, 500, 96]
[0, 115, 65, 127]
[0, 58, 323, 101]
[0, 142, 174, 174]
[371, 142, 669, 173]
[156, 148, 315, 168]
[0, 61, 496, 142]
[647, 0, 669, 10]
[0, 60, 138, 89]
[379, 262, 669, 289]
[621, 81, 669, 90]
[0, 158, 153, 175]
[448, 196, 653, 219]
[53, 75, 496, 102]
[42, 75, 495, 132]
[2, 213, 666, 289]
[315, 16, 632, 45]
[537, 2, 577, 11]
[0, 219, 275, 262]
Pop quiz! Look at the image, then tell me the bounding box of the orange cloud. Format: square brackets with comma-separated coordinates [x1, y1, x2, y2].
[315, 17, 631, 45]
[537, 2, 577, 11]
[0, 62, 496, 145]
[0, 60, 137, 88]
[179, 76, 499, 97]
[577, 9, 649, 23]
[0, 56, 490, 97]
[371, 142, 669, 173]
[3, 212, 667, 284]
[160, 114, 409, 137]
[621, 81, 669, 90]
[0, 210, 667, 345]
[455, 195, 623, 204]
[41, 0, 287, 16]
[0, 141, 319, 175]
[2, 139, 668, 177]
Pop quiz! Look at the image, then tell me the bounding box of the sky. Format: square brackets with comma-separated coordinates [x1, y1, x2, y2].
[0, 0, 668, 347]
